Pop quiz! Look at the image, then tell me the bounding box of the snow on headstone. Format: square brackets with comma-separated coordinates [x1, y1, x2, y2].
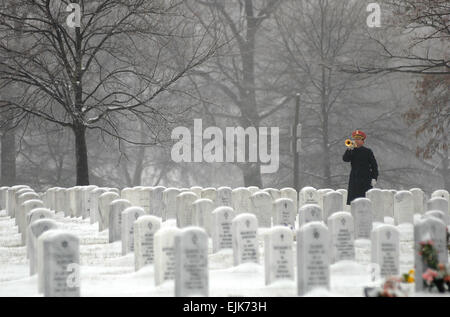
[176, 191, 198, 228]
[426, 197, 449, 225]
[272, 198, 295, 229]
[280, 187, 298, 216]
[297, 221, 330, 296]
[371, 224, 400, 277]
[192, 198, 214, 235]
[189, 186, 203, 197]
[323, 191, 344, 220]
[98, 192, 120, 232]
[299, 186, 318, 208]
[121, 206, 145, 255]
[317, 189, 333, 210]
[264, 226, 294, 286]
[217, 186, 232, 208]
[201, 187, 217, 206]
[336, 189, 348, 210]
[232, 213, 259, 266]
[211, 206, 235, 253]
[410, 188, 425, 215]
[351, 198, 373, 239]
[28, 219, 58, 275]
[424, 210, 447, 226]
[81, 186, 97, 219]
[89, 188, 108, 224]
[24, 207, 55, 246]
[18, 200, 44, 244]
[0, 186, 9, 210]
[247, 186, 260, 194]
[37, 230, 80, 297]
[55, 188, 68, 217]
[250, 191, 272, 227]
[8, 185, 30, 217]
[162, 188, 181, 221]
[394, 191, 414, 225]
[381, 190, 394, 219]
[134, 215, 161, 271]
[327, 211, 355, 263]
[366, 188, 384, 222]
[109, 199, 132, 243]
[414, 216, 448, 292]
[298, 204, 322, 227]
[175, 227, 209, 297]
[431, 189, 449, 202]
[138, 187, 152, 214]
[232, 187, 252, 214]
[154, 227, 181, 286]
[149, 186, 165, 217]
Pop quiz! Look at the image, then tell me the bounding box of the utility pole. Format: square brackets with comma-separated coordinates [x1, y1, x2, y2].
[292, 93, 301, 191]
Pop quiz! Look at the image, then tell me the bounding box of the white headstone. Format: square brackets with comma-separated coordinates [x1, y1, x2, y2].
[232, 187, 252, 214]
[154, 227, 181, 286]
[162, 188, 181, 221]
[175, 227, 209, 297]
[431, 189, 449, 202]
[323, 191, 344, 220]
[121, 206, 145, 255]
[280, 187, 298, 216]
[351, 198, 373, 239]
[297, 221, 330, 296]
[366, 188, 384, 222]
[336, 189, 348, 209]
[189, 186, 203, 197]
[192, 198, 214, 235]
[247, 186, 260, 194]
[298, 204, 322, 227]
[299, 186, 319, 207]
[317, 189, 333, 210]
[211, 206, 235, 253]
[18, 199, 44, 242]
[89, 188, 108, 224]
[138, 187, 152, 214]
[264, 226, 294, 285]
[98, 192, 120, 231]
[109, 199, 132, 243]
[201, 187, 217, 205]
[394, 191, 414, 225]
[28, 219, 58, 275]
[414, 216, 448, 292]
[176, 192, 198, 228]
[134, 215, 161, 271]
[272, 198, 295, 229]
[37, 230, 80, 297]
[327, 212, 355, 263]
[371, 224, 400, 277]
[149, 186, 165, 217]
[250, 191, 272, 227]
[216, 186, 232, 207]
[232, 213, 259, 266]
[426, 197, 449, 225]
[381, 190, 394, 219]
[410, 188, 425, 215]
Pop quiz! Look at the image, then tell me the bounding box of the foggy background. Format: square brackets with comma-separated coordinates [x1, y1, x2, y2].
[0, 0, 448, 194]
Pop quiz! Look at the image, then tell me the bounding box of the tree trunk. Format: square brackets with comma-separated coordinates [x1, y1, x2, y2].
[0, 126, 16, 186]
[73, 123, 89, 185]
[240, 0, 262, 188]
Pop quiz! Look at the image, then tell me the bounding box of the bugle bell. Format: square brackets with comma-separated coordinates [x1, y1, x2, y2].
[345, 139, 355, 148]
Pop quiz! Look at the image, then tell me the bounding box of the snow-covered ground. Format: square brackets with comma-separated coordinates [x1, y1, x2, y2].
[0, 209, 448, 297]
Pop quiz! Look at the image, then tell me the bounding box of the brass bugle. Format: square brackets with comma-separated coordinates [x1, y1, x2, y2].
[345, 139, 355, 147]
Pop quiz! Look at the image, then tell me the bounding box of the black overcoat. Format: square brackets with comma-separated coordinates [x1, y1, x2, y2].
[343, 146, 379, 205]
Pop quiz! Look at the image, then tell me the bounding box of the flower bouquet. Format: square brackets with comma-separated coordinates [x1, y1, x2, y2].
[419, 240, 450, 293]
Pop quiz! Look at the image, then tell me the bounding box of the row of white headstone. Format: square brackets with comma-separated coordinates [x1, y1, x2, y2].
[0, 185, 448, 296]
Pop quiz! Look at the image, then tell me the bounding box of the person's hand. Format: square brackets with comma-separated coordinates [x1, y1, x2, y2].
[371, 179, 377, 187]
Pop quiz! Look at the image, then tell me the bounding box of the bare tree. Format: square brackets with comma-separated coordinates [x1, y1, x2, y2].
[0, 0, 217, 185]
